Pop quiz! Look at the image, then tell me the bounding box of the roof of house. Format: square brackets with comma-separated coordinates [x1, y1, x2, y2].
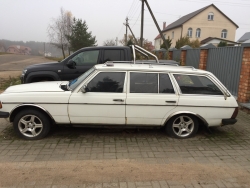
[161, 4, 238, 33]
[200, 37, 238, 44]
[237, 32, 250, 43]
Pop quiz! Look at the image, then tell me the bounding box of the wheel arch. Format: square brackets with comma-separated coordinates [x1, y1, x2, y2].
[26, 71, 60, 83]
[9, 104, 55, 124]
[164, 111, 208, 127]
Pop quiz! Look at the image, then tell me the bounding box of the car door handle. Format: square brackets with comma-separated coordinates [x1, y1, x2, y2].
[165, 101, 176, 103]
[113, 99, 124, 102]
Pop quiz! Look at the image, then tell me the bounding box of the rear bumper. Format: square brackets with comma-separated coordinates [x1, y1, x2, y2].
[0, 111, 10, 118]
[222, 118, 237, 126]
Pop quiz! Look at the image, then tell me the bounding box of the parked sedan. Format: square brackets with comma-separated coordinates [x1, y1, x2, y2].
[0, 62, 238, 140]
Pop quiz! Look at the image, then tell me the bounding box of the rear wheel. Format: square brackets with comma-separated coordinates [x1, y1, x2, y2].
[13, 109, 51, 140]
[166, 114, 198, 139]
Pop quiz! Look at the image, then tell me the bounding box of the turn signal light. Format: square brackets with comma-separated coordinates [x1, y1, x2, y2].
[231, 107, 238, 119]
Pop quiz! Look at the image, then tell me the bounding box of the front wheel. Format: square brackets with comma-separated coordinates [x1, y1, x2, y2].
[13, 109, 51, 140]
[166, 114, 198, 139]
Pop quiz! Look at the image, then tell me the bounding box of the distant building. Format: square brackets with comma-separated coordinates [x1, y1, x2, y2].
[200, 37, 238, 46]
[154, 4, 238, 49]
[237, 32, 250, 43]
[6, 45, 31, 55]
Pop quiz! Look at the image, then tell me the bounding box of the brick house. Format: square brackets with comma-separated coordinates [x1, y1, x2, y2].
[154, 4, 238, 49]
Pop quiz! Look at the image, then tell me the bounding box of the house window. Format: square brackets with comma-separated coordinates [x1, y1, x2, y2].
[172, 31, 174, 39]
[196, 28, 201, 38]
[221, 29, 227, 38]
[208, 12, 214, 20]
[187, 28, 192, 37]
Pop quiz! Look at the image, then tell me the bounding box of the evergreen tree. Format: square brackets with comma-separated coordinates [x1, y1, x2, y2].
[67, 18, 96, 52]
[160, 36, 172, 50]
[218, 41, 227, 47]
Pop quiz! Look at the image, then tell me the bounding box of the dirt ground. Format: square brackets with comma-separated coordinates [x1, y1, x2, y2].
[0, 54, 50, 93]
[0, 160, 250, 187]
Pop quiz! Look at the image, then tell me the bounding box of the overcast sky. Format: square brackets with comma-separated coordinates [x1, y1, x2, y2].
[0, 0, 249, 46]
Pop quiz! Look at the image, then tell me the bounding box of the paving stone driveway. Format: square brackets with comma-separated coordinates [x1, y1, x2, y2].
[0, 111, 250, 188]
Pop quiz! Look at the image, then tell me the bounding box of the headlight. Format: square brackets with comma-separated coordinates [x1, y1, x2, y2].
[22, 69, 27, 75]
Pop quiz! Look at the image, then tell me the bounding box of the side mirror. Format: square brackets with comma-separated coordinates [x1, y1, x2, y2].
[66, 59, 76, 69]
[81, 85, 89, 93]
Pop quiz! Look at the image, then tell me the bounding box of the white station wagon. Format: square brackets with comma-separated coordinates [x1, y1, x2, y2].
[0, 59, 238, 140]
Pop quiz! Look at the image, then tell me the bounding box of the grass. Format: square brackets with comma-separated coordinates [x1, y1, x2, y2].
[0, 76, 21, 91]
[0, 52, 11, 55]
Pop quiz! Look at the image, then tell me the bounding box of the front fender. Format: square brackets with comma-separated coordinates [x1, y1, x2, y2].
[25, 71, 61, 83]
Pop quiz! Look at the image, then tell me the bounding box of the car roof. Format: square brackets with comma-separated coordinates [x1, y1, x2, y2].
[94, 63, 210, 75]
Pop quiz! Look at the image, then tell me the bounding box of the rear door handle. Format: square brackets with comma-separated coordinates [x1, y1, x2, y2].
[113, 99, 124, 102]
[165, 101, 176, 103]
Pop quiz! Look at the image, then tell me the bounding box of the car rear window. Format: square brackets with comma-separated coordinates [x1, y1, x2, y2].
[174, 74, 223, 95]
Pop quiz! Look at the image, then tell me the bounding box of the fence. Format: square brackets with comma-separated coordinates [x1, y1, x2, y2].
[186, 49, 200, 68]
[168, 44, 250, 103]
[206, 47, 243, 97]
[172, 50, 181, 62]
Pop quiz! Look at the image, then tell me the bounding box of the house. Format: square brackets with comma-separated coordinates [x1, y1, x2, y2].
[237, 32, 250, 43]
[6, 45, 31, 55]
[154, 4, 238, 49]
[200, 37, 238, 46]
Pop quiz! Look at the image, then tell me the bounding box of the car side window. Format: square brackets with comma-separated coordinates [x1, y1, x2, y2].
[87, 72, 125, 93]
[103, 50, 124, 62]
[159, 74, 175, 93]
[174, 74, 223, 95]
[130, 72, 158, 93]
[72, 50, 99, 66]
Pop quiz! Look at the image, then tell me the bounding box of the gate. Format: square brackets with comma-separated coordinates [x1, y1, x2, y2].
[206, 46, 243, 97]
[172, 49, 181, 62]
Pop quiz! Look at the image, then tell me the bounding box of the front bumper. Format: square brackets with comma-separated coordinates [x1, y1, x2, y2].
[222, 118, 237, 126]
[0, 111, 10, 118]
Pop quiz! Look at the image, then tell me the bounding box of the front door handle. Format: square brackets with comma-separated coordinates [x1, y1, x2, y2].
[113, 99, 124, 102]
[165, 101, 176, 103]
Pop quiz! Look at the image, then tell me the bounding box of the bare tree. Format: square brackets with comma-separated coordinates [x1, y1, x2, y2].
[103, 39, 116, 46]
[47, 8, 73, 58]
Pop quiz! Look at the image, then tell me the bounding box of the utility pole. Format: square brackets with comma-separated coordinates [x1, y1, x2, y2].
[140, 0, 144, 47]
[126, 23, 139, 45]
[144, 0, 169, 50]
[125, 17, 128, 45]
[115, 37, 118, 46]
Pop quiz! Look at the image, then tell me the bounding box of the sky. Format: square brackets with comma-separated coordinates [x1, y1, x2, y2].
[0, 0, 249, 46]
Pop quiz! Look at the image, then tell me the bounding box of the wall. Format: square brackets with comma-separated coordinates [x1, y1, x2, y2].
[183, 6, 237, 42]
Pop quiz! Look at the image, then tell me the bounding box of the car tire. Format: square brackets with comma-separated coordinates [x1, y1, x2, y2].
[13, 109, 51, 140]
[166, 114, 198, 139]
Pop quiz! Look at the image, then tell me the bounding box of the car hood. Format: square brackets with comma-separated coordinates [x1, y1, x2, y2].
[3, 81, 69, 93]
[25, 61, 63, 71]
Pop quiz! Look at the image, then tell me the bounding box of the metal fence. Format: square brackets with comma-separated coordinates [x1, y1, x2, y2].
[172, 50, 181, 62]
[186, 49, 200, 68]
[206, 46, 243, 97]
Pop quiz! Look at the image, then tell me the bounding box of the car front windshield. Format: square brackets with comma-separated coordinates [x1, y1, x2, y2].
[68, 67, 95, 90]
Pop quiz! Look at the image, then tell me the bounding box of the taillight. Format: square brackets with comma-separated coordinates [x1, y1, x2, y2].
[231, 107, 238, 119]
[0, 101, 2, 109]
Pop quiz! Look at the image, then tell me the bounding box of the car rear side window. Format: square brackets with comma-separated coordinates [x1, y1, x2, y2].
[174, 74, 223, 95]
[159, 74, 175, 93]
[103, 50, 125, 62]
[87, 72, 125, 93]
[130, 73, 175, 94]
[130, 73, 158, 93]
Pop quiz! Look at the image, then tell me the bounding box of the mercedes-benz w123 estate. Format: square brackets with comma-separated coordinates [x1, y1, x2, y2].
[0, 46, 238, 140]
